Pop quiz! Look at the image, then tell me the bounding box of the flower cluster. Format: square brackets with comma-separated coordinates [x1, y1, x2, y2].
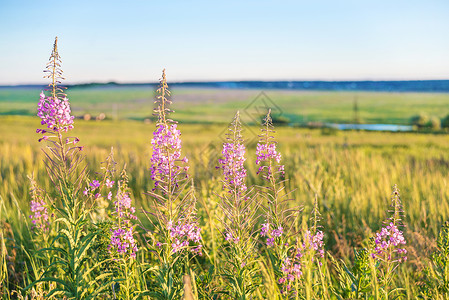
[225, 231, 240, 244]
[218, 142, 247, 194]
[256, 110, 285, 181]
[260, 223, 284, 246]
[37, 92, 74, 133]
[166, 220, 202, 255]
[256, 143, 285, 178]
[109, 183, 138, 258]
[150, 123, 188, 190]
[256, 143, 281, 165]
[298, 230, 325, 260]
[115, 191, 137, 220]
[276, 230, 324, 294]
[279, 256, 302, 293]
[110, 227, 138, 258]
[372, 222, 407, 263]
[29, 199, 49, 232]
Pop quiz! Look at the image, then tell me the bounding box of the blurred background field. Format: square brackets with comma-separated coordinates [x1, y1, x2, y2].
[2, 86, 449, 125]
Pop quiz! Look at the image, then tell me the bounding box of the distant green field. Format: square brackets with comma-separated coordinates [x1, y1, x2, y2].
[1, 86, 449, 124]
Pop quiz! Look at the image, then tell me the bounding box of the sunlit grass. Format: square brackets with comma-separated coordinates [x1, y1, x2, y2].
[2, 115, 449, 297]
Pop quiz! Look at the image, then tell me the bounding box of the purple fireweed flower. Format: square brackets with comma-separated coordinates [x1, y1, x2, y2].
[372, 222, 407, 262]
[168, 220, 202, 254]
[297, 230, 325, 259]
[28, 176, 51, 233]
[260, 223, 270, 237]
[110, 227, 138, 259]
[260, 222, 284, 246]
[90, 180, 100, 189]
[272, 226, 284, 237]
[225, 231, 240, 244]
[148, 70, 202, 261]
[109, 180, 138, 258]
[256, 143, 282, 165]
[256, 110, 285, 180]
[218, 142, 247, 194]
[29, 200, 49, 232]
[115, 191, 137, 220]
[150, 123, 188, 191]
[37, 91, 74, 133]
[277, 230, 324, 294]
[278, 256, 302, 293]
[106, 179, 114, 188]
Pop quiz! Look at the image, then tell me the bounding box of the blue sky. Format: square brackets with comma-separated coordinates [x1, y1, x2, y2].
[0, 0, 448, 84]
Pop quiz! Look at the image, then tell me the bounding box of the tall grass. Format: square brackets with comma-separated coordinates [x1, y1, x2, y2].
[2, 38, 449, 299]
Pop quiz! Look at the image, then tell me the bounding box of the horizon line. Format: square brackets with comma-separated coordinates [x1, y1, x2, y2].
[2, 78, 449, 87]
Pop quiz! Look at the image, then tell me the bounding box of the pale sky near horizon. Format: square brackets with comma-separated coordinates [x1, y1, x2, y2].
[0, 0, 448, 84]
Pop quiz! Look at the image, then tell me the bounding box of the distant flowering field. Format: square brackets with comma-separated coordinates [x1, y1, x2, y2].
[2, 37, 449, 299]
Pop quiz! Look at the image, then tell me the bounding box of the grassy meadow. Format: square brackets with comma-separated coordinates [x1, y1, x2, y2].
[2, 85, 449, 298]
[2, 86, 449, 124]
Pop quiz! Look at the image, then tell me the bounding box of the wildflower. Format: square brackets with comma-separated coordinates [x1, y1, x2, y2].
[90, 180, 100, 189]
[219, 142, 247, 194]
[28, 176, 50, 233]
[225, 231, 240, 244]
[148, 70, 202, 256]
[260, 222, 285, 247]
[256, 143, 282, 166]
[168, 221, 202, 250]
[255, 110, 284, 179]
[278, 256, 302, 293]
[272, 226, 284, 237]
[150, 123, 188, 190]
[260, 223, 270, 236]
[109, 171, 138, 258]
[372, 222, 407, 262]
[115, 190, 137, 220]
[30, 200, 49, 231]
[298, 230, 325, 259]
[105, 179, 114, 188]
[37, 91, 74, 133]
[110, 227, 138, 258]
[225, 232, 233, 241]
[372, 185, 407, 263]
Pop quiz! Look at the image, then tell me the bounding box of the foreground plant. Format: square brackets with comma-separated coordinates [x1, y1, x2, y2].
[419, 221, 449, 298]
[144, 70, 202, 300]
[256, 110, 302, 297]
[217, 111, 261, 299]
[331, 185, 407, 299]
[371, 185, 407, 298]
[27, 37, 112, 299]
[105, 166, 142, 299]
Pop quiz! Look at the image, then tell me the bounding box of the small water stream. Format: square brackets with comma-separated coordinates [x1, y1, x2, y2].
[329, 123, 413, 132]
